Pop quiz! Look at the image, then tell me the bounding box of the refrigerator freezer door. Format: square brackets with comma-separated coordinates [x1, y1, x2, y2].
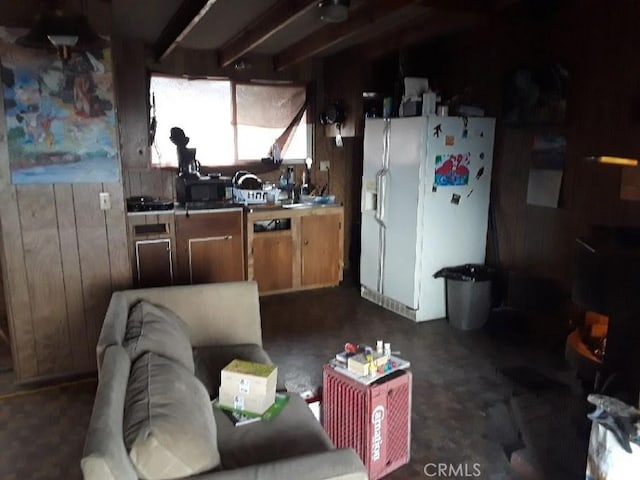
[380, 117, 428, 309]
[360, 119, 387, 292]
[418, 116, 495, 320]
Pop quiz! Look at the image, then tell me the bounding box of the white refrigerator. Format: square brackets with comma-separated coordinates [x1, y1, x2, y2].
[360, 115, 495, 322]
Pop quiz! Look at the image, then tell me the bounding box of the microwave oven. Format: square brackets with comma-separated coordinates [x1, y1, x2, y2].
[175, 175, 231, 205]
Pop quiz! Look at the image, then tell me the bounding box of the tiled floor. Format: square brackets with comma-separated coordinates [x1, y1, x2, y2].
[0, 284, 590, 479]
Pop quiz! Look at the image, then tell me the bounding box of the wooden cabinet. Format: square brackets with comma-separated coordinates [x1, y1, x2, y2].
[301, 214, 342, 286]
[175, 210, 244, 285]
[246, 206, 344, 295]
[251, 232, 294, 292]
[136, 239, 173, 287]
[127, 213, 176, 288]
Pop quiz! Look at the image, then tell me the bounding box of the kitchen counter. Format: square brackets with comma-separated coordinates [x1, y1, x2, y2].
[127, 201, 341, 216]
[244, 201, 341, 213]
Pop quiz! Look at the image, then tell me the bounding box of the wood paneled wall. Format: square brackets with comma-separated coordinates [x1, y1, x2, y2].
[0, 50, 130, 381]
[397, 0, 640, 286]
[314, 56, 364, 271]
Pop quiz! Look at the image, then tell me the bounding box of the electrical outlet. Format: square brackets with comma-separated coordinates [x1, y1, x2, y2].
[320, 161, 330, 171]
[99, 192, 111, 211]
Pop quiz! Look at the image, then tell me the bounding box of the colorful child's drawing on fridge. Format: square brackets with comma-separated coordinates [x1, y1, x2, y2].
[434, 153, 470, 186]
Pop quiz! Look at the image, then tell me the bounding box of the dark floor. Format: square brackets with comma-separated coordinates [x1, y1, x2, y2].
[0, 284, 590, 479]
[260, 285, 590, 480]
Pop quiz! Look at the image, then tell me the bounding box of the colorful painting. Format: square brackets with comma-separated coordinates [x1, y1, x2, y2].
[434, 153, 471, 186]
[1, 40, 119, 184]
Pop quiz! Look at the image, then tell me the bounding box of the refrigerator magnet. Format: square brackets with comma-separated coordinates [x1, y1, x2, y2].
[433, 124, 442, 137]
[462, 129, 468, 139]
[445, 135, 455, 146]
[476, 166, 485, 180]
[432, 185, 438, 192]
[451, 193, 461, 205]
[479, 152, 485, 159]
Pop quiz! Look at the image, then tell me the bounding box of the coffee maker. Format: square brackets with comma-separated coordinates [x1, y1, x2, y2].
[171, 127, 201, 178]
[171, 127, 231, 206]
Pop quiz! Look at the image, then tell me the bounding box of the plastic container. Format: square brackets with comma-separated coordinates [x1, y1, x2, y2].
[433, 264, 494, 331]
[322, 366, 412, 480]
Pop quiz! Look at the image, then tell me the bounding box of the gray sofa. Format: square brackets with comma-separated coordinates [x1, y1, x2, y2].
[81, 281, 367, 480]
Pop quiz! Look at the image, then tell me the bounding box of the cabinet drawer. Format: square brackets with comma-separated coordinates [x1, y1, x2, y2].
[176, 212, 242, 237]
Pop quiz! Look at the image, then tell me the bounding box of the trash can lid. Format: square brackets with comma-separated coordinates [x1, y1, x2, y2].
[433, 264, 495, 282]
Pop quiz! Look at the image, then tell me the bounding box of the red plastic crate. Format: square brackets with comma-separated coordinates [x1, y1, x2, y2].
[322, 365, 412, 480]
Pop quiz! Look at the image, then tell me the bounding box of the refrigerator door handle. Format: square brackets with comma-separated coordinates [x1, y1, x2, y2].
[375, 170, 385, 226]
[379, 168, 388, 224]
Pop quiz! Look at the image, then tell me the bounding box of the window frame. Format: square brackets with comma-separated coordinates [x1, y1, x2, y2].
[148, 73, 313, 172]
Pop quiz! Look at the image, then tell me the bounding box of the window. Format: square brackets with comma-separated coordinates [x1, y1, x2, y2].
[150, 74, 310, 167]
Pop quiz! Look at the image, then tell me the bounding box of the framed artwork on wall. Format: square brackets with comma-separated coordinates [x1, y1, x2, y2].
[502, 63, 569, 127]
[0, 34, 120, 184]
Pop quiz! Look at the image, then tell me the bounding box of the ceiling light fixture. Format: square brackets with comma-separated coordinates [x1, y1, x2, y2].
[318, 0, 351, 23]
[16, 10, 108, 62]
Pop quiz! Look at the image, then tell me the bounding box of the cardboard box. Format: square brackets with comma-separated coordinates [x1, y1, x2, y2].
[219, 388, 275, 415]
[219, 360, 277, 414]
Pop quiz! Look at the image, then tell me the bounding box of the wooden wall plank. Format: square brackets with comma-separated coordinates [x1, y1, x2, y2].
[161, 169, 175, 200]
[0, 186, 37, 379]
[73, 185, 112, 368]
[128, 171, 142, 197]
[123, 171, 132, 198]
[53, 185, 90, 372]
[102, 182, 132, 292]
[113, 38, 150, 170]
[16, 185, 72, 375]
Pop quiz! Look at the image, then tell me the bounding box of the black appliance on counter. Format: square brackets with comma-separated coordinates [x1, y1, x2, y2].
[127, 196, 174, 212]
[175, 174, 232, 205]
[170, 126, 232, 206]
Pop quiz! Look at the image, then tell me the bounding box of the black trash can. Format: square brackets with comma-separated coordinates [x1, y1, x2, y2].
[434, 264, 494, 331]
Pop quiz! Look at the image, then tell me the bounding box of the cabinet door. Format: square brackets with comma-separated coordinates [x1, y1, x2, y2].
[188, 235, 244, 284]
[135, 239, 173, 287]
[301, 214, 341, 286]
[251, 233, 293, 293]
[175, 212, 244, 284]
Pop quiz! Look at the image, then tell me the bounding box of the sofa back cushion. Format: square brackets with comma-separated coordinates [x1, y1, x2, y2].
[124, 301, 194, 373]
[124, 352, 220, 479]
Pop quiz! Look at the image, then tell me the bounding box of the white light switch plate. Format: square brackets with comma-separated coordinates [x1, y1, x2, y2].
[99, 192, 111, 210]
[320, 161, 330, 171]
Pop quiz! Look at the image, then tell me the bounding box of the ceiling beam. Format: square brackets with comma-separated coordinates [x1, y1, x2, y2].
[153, 0, 220, 62]
[274, 0, 418, 71]
[353, 9, 482, 61]
[415, 0, 496, 13]
[218, 0, 317, 68]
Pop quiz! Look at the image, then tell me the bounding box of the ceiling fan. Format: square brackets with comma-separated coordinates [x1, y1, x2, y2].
[16, 0, 108, 62]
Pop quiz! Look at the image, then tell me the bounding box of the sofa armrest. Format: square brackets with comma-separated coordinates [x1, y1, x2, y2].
[96, 292, 130, 371]
[119, 281, 263, 348]
[81, 345, 137, 480]
[194, 449, 368, 480]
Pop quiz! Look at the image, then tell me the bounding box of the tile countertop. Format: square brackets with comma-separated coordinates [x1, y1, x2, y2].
[126, 201, 341, 216]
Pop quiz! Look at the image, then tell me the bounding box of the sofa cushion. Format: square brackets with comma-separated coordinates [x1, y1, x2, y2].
[214, 393, 333, 470]
[123, 353, 220, 479]
[124, 300, 194, 372]
[193, 343, 285, 398]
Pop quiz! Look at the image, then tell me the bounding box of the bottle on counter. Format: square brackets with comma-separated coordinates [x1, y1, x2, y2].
[301, 159, 314, 197]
